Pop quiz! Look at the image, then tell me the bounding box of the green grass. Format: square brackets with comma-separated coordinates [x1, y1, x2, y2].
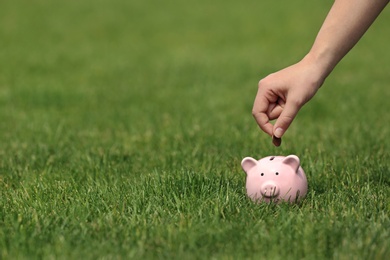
[0, 0, 389, 259]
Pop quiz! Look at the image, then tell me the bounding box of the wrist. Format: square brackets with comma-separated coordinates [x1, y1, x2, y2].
[301, 50, 336, 85]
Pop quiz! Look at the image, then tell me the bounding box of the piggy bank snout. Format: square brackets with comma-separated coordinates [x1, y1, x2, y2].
[261, 181, 280, 198]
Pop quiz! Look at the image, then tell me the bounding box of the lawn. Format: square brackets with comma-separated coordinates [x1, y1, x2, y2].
[0, 0, 389, 259]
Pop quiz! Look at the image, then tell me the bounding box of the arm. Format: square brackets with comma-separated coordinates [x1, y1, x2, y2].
[252, 0, 389, 144]
[308, 0, 389, 79]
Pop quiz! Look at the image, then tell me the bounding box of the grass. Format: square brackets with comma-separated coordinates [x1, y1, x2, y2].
[0, 0, 389, 259]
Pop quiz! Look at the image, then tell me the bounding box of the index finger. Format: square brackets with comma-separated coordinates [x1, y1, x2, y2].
[252, 91, 274, 136]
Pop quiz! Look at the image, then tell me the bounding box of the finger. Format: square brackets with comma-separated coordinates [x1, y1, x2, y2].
[267, 104, 283, 120]
[252, 111, 274, 136]
[273, 100, 300, 138]
[252, 90, 275, 136]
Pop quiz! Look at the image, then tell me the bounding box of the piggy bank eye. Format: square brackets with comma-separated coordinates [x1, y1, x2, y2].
[275, 172, 279, 176]
[260, 173, 264, 176]
[270, 157, 275, 161]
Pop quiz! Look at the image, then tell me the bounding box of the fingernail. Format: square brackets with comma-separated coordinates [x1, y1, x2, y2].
[274, 128, 283, 138]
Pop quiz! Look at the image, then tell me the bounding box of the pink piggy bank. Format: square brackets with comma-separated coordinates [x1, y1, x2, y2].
[241, 155, 308, 203]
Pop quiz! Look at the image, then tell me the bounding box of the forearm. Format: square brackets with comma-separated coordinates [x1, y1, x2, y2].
[305, 0, 389, 80]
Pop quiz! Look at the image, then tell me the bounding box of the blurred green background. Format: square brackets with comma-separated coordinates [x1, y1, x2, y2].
[0, 0, 389, 259]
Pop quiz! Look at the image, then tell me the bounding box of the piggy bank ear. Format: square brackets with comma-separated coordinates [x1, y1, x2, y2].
[282, 155, 300, 173]
[241, 157, 258, 174]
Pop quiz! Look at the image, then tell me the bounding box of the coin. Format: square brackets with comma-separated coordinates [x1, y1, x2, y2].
[272, 135, 282, 147]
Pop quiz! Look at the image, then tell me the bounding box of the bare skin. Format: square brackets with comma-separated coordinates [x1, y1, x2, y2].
[252, 0, 389, 146]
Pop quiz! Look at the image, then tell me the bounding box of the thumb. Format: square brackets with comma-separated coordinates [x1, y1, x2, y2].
[273, 101, 300, 138]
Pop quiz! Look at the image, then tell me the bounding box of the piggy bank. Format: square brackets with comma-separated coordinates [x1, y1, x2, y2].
[241, 155, 308, 203]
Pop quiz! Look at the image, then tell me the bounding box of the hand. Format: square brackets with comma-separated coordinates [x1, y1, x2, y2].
[251, 0, 389, 145]
[252, 56, 325, 141]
